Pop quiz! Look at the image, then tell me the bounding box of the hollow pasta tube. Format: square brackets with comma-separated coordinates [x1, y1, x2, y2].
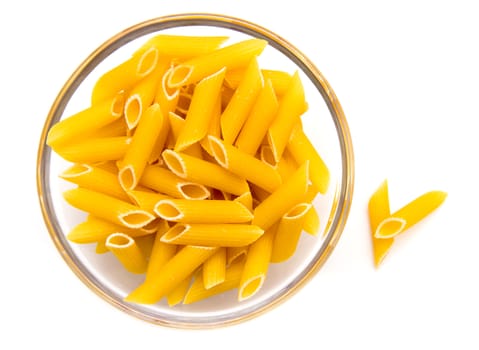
[160, 223, 264, 247]
[203, 247, 226, 289]
[63, 187, 155, 229]
[154, 199, 253, 223]
[105, 233, 148, 274]
[125, 245, 218, 304]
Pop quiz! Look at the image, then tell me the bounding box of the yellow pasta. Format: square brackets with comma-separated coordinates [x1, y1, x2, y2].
[47, 90, 126, 147]
[144, 222, 176, 282]
[87, 118, 128, 139]
[154, 199, 253, 223]
[183, 261, 244, 305]
[147, 107, 171, 164]
[203, 247, 226, 289]
[166, 272, 195, 307]
[220, 57, 263, 143]
[127, 189, 170, 213]
[105, 233, 148, 274]
[60, 163, 130, 202]
[252, 161, 309, 230]
[167, 38, 267, 88]
[167, 111, 204, 158]
[375, 190, 447, 239]
[267, 71, 307, 163]
[139, 165, 210, 200]
[271, 202, 312, 263]
[174, 68, 225, 152]
[63, 187, 155, 229]
[119, 103, 165, 191]
[225, 68, 292, 96]
[226, 246, 248, 266]
[162, 149, 250, 196]
[368, 180, 394, 267]
[95, 240, 109, 254]
[238, 224, 276, 301]
[303, 206, 320, 236]
[234, 191, 253, 212]
[52, 136, 131, 163]
[160, 223, 264, 247]
[67, 216, 147, 244]
[287, 123, 329, 194]
[235, 79, 279, 155]
[139, 34, 228, 60]
[208, 136, 282, 193]
[125, 245, 218, 304]
[91, 46, 159, 104]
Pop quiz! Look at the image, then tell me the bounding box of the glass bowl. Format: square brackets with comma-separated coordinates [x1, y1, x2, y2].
[36, 13, 354, 328]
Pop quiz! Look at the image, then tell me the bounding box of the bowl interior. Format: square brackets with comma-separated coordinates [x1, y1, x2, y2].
[37, 14, 353, 327]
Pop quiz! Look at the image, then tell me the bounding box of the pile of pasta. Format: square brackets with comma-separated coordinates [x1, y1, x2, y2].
[47, 34, 330, 306]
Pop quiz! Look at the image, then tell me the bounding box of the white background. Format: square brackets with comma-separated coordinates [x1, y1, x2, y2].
[1, 0, 478, 349]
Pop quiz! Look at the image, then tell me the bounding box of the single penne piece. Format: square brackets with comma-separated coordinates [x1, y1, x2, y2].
[148, 107, 171, 165]
[105, 233, 148, 274]
[125, 245, 218, 304]
[303, 206, 320, 236]
[167, 38, 267, 88]
[287, 123, 330, 194]
[238, 224, 276, 301]
[183, 261, 244, 305]
[368, 180, 394, 267]
[160, 223, 264, 247]
[47, 90, 126, 147]
[162, 149, 249, 196]
[144, 222, 176, 282]
[208, 136, 282, 193]
[119, 104, 165, 191]
[67, 216, 147, 243]
[124, 60, 168, 129]
[52, 136, 131, 163]
[167, 271, 195, 307]
[252, 161, 309, 230]
[154, 66, 180, 112]
[154, 199, 253, 223]
[271, 202, 312, 263]
[88, 118, 127, 139]
[199, 94, 222, 155]
[139, 165, 210, 200]
[203, 247, 226, 289]
[375, 190, 447, 239]
[138, 34, 228, 60]
[220, 57, 263, 144]
[167, 111, 204, 158]
[60, 163, 130, 202]
[127, 189, 170, 213]
[226, 246, 248, 266]
[235, 79, 279, 155]
[63, 188, 155, 229]
[91, 46, 159, 104]
[267, 71, 307, 163]
[259, 144, 277, 168]
[174, 68, 225, 152]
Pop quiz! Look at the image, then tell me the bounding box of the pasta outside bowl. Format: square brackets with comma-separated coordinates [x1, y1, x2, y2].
[36, 13, 354, 328]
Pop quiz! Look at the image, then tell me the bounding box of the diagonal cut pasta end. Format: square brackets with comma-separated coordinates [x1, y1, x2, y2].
[207, 135, 228, 168]
[118, 210, 156, 229]
[136, 46, 159, 77]
[118, 165, 137, 192]
[238, 275, 265, 302]
[375, 217, 407, 239]
[177, 182, 210, 200]
[124, 94, 142, 130]
[162, 149, 187, 177]
[59, 163, 92, 179]
[161, 223, 190, 243]
[154, 199, 184, 221]
[168, 64, 193, 88]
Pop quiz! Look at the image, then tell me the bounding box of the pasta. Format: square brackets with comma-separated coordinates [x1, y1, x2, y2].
[375, 190, 447, 239]
[203, 247, 226, 289]
[160, 223, 264, 247]
[154, 199, 253, 223]
[105, 233, 148, 274]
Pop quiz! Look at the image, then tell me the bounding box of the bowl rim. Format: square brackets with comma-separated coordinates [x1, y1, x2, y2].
[36, 12, 354, 329]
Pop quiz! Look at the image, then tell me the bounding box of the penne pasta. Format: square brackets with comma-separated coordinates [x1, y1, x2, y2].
[368, 180, 394, 267]
[220, 57, 263, 143]
[127, 190, 170, 213]
[144, 222, 176, 282]
[139, 165, 210, 200]
[234, 191, 253, 212]
[105, 233, 148, 274]
[167, 271, 195, 307]
[203, 247, 226, 289]
[167, 38, 267, 88]
[252, 161, 309, 230]
[235, 79, 279, 155]
[162, 149, 250, 196]
[47, 90, 126, 147]
[271, 203, 312, 263]
[160, 223, 264, 247]
[91, 46, 159, 104]
[375, 190, 447, 239]
[95, 240, 109, 254]
[238, 224, 276, 301]
[208, 136, 282, 193]
[303, 206, 320, 236]
[226, 246, 248, 266]
[225, 68, 292, 96]
[183, 261, 244, 305]
[166, 112, 204, 159]
[63, 187, 155, 229]
[287, 124, 330, 194]
[174, 68, 225, 152]
[119, 103, 165, 191]
[154, 199, 253, 223]
[52, 136, 131, 163]
[267, 71, 307, 163]
[125, 245, 218, 304]
[60, 163, 130, 202]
